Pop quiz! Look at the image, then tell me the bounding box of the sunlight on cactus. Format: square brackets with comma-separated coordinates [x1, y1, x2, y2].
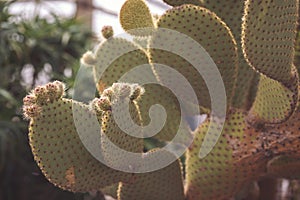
[23, 0, 300, 199]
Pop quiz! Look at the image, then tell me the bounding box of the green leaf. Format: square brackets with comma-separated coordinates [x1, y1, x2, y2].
[0, 88, 18, 105]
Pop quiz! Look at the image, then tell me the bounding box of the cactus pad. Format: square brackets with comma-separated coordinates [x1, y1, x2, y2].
[24, 82, 133, 192]
[194, 0, 260, 110]
[162, 0, 200, 6]
[186, 109, 268, 199]
[248, 70, 299, 124]
[119, 0, 154, 36]
[242, 0, 299, 124]
[150, 4, 238, 110]
[118, 149, 185, 200]
[81, 38, 149, 94]
[137, 84, 192, 141]
[96, 83, 144, 171]
[242, 0, 299, 84]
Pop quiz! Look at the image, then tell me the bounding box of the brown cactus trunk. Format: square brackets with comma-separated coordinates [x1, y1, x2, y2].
[258, 178, 279, 200]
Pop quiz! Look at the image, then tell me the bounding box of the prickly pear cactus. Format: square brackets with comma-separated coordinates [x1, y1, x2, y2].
[23, 82, 133, 192]
[24, 0, 300, 199]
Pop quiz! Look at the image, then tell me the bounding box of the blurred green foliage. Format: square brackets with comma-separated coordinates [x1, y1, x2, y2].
[0, 1, 96, 199]
[0, 0, 93, 120]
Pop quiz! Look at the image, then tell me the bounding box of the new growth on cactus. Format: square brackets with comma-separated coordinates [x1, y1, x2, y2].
[23, 0, 300, 199]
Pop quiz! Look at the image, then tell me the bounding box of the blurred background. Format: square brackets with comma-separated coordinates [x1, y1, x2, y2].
[0, 0, 299, 199]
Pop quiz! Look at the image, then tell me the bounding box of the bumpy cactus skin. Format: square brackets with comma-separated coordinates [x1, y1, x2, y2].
[150, 4, 238, 110]
[82, 37, 149, 94]
[24, 82, 133, 192]
[24, 0, 300, 199]
[119, 0, 154, 36]
[242, 0, 299, 124]
[118, 149, 185, 200]
[186, 109, 268, 199]
[97, 83, 144, 170]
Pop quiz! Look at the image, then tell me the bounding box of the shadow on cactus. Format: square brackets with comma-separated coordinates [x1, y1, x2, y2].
[23, 0, 300, 199]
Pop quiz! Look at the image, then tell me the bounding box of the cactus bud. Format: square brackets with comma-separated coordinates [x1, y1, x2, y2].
[45, 82, 59, 102]
[98, 97, 112, 111]
[23, 94, 36, 106]
[130, 85, 144, 100]
[81, 51, 97, 66]
[23, 105, 41, 119]
[34, 86, 49, 105]
[53, 80, 66, 99]
[101, 25, 114, 39]
[112, 83, 132, 99]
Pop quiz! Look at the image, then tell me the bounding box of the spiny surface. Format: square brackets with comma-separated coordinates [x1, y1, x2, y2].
[25, 82, 133, 192]
[99, 84, 144, 171]
[242, 0, 298, 84]
[137, 84, 192, 141]
[249, 70, 298, 124]
[118, 149, 185, 200]
[242, 0, 299, 123]
[119, 0, 154, 36]
[162, 0, 201, 6]
[186, 109, 269, 199]
[188, 0, 260, 110]
[150, 5, 238, 110]
[82, 38, 149, 94]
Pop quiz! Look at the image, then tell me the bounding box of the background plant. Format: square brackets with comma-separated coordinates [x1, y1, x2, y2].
[0, 1, 99, 199]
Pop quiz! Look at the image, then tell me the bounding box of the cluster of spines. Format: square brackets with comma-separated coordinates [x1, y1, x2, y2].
[23, 81, 65, 119]
[91, 83, 144, 112]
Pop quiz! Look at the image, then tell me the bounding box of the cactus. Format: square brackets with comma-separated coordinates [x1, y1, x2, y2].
[23, 0, 300, 199]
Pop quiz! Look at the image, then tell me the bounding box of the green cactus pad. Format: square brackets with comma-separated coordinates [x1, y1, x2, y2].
[150, 4, 238, 110]
[186, 109, 268, 199]
[162, 0, 200, 6]
[194, 0, 260, 110]
[24, 82, 133, 192]
[242, 0, 299, 85]
[98, 83, 144, 171]
[137, 84, 192, 141]
[81, 38, 149, 94]
[243, 0, 300, 125]
[119, 0, 154, 36]
[117, 149, 185, 200]
[248, 66, 299, 124]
